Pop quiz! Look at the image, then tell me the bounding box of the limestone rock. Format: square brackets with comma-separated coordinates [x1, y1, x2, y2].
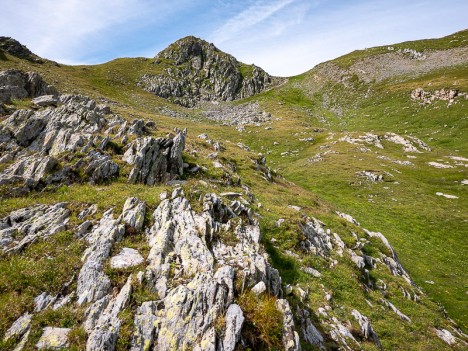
[0, 70, 56, 104]
[223, 304, 244, 351]
[130, 301, 158, 351]
[0, 203, 70, 252]
[124, 130, 186, 185]
[4, 312, 32, 342]
[435, 328, 457, 346]
[86, 276, 132, 351]
[251, 281, 267, 295]
[0, 155, 57, 187]
[0, 92, 127, 192]
[300, 217, 333, 257]
[296, 308, 325, 350]
[110, 248, 145, 269]
[84, 151, 119, 184]
[76, 209, 125, 305]
[32, 95, 58, 106]
[276, 299, 301, 351]
[36, 327, 70, 350]
[121, 197, 146, 230]
[351, 309, 382, 349]
[34, 292, 55, 312]
[139, 36, 272, 107]
[364, 229, 413, 284]
[380, 299, 411, 322]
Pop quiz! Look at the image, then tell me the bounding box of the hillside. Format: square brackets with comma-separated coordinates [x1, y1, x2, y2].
[0, 32, 467, 351]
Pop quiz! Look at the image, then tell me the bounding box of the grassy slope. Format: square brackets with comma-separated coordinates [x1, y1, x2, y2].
[238, 32, 468, 329]
[0, 30, 466, 348]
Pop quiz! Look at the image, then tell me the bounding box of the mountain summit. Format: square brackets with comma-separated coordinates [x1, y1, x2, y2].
[138, 36, 273, 107]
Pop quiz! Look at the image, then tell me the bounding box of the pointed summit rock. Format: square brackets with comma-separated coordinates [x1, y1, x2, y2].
[138, 36, 273, 107]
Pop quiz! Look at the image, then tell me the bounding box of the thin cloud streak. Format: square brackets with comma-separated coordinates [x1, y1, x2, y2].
[0, 0, 467, 75]
[210, 0, 296, 44]
[215, 0, 468, 76]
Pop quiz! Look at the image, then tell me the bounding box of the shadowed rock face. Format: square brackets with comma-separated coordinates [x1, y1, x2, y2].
[0, 37, 42, 62]
[139, 36, 272, 107]
[0, 70, 57, 105]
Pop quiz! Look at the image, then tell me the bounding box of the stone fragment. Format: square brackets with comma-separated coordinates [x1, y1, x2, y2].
[86, 276, 132, 351]
[351, 309, 382, 348]
[435, 329, 457, 346]
[110, 248, 145, 269]
[76, 209, 125, 305]
[223, 304, 244, 351]
[32, 95, 58, 106]
[130, 301, 158, 351]
[276, 299, 301, 351]
[121, 197, 146, 231]
[251, 281, 267, 295]
[0, 203, 70, 253]
[36, 327, 70, 350]
[301, 267, 322, 278]
[34, 292, 55, 312]
[4, 313, 32, 342]
[380, 299, 411, 322]
[124, 131, 186, 185]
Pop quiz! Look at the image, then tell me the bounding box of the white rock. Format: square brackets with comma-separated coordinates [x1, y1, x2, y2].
[436, 192, 459, 199]
[223, 304, 244, 351]
[435, 329, 457, 345]
[276, 299, 301, 351]
[428, 162, 454, 169]
[36, 327, 70, 350]
[4, 312, 31, 342]
[251, 281, 267, 295]
[121, 197, 146, 231]
[288, 205, 302, 211]
[301, 267, 322, 278]
[110, 248, 145, 269]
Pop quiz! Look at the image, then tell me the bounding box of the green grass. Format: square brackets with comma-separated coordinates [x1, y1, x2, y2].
[0, 29, 467, 349]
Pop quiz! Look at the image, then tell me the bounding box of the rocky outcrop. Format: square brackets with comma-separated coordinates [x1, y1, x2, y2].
[132, 191, 286, 350]
[0, 70, 56, 105]
[86, 276, 132, 351]
[36, 327, 70, 350]
[411, 87, 466, 106]
[139, 36, 272, 107]
[276, 299, 301, 351]
[351, 309, 382, 349]
[77, 208, 125, 305]
[0, 37, 42, 62]
[0, 203, 70, 252]
[0, 93, 123, 193]
[123, 129, 186, 185]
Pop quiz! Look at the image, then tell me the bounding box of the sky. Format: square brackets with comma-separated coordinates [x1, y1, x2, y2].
[1, 0, 467, 76]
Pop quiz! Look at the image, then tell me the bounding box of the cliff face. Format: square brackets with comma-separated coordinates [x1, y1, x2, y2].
[138, 36, 272, 107]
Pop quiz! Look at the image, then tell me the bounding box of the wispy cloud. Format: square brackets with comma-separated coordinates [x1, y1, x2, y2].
[1, 0, 467, 75]
[0, 0, 195, 64]
[210, 0, 296, 44]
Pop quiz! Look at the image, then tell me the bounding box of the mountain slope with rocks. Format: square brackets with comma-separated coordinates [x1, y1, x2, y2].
[0, 31, 467, 351]
[138, 36, 275, 107]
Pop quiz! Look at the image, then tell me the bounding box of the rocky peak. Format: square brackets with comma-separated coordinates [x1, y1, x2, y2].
[139, 36, 272, 107]
[0, 37, 42, 63]
[155, 36, 216, 66]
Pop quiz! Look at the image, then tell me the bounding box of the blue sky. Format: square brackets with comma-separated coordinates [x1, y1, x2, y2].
[1, 0, 467, 76]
